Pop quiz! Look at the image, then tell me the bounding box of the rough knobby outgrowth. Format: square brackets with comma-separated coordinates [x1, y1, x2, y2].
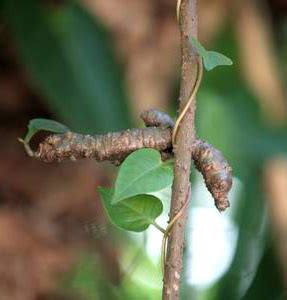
[26, 109, 232, 211]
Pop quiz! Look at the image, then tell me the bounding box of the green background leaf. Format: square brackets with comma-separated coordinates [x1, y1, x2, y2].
[25, 118, 69, 142]
[99, 188, 163, 232]
[4, 0, 131, 134]
[181, 30, 287, 300]
[112, 149, 174, 204]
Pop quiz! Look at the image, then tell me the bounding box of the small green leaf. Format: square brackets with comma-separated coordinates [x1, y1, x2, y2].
[202, 51, 233, 71]
[112, 149, 174, 204]
[99, 188, 163, 232]
[24, 118, 69, 142]
[190, 36, 233, 71]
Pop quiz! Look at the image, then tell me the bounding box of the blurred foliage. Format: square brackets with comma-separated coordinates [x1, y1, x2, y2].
[3, 0, 131, 134]
[65, 255, 124, 300]
[188, 28, 287, 300]
[1, 0, 287, 299]
[242, 246, 285, 300]
[197, 30, 287, 179]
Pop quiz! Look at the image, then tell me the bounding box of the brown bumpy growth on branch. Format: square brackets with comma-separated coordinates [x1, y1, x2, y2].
[192, 140, 232, 211]
[141, 109, 232, 212]
[27, 109, 232, 212]
[35, 128, 172, 165]
[141, 109, 175, 128]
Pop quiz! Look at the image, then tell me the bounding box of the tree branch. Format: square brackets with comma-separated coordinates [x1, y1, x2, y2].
[34, 127, 172, 164]
[26, 108, 232, 213]
[162, 0, 198, 298]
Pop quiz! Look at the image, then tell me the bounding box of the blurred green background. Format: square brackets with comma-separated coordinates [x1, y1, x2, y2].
[0, 0, 287, 299]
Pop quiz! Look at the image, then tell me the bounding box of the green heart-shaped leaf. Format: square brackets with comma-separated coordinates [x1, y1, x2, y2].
[99, 188, 163, 232]
[112, 149, 173, 204]
[190, 36, 233, 71]
[24, 118, 70, 143]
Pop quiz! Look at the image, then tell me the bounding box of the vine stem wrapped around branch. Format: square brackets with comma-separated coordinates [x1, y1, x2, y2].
[162, 0, 198, 298]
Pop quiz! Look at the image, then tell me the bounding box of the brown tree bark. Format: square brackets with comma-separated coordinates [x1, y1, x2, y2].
[162, 0, 198, 299]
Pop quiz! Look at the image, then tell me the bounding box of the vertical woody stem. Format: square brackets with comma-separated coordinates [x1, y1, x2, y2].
[162, 0, 198, 299]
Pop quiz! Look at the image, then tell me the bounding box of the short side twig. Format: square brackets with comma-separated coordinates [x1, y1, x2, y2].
[32, 127, 172, 164]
